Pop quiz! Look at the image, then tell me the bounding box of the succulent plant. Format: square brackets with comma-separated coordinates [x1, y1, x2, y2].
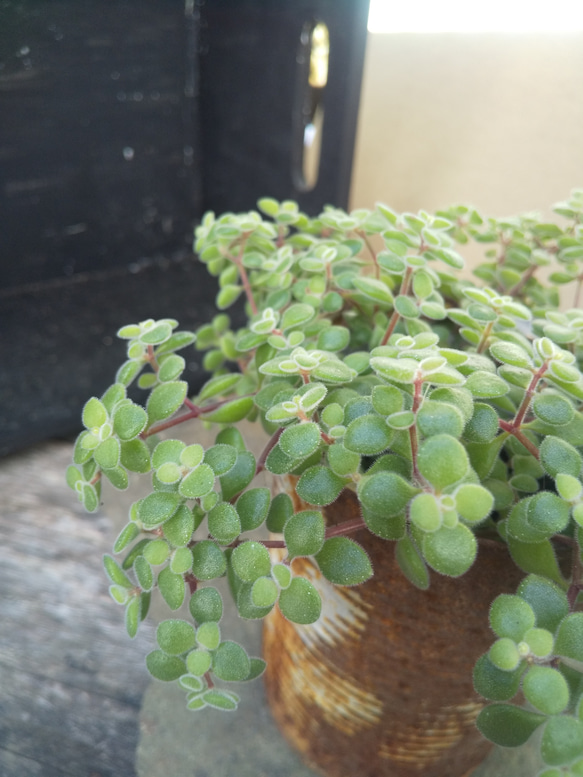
[68, 191, 583, 770]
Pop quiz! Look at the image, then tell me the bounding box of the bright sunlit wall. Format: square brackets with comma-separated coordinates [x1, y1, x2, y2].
[350, 2, 583, 221]
[368, 0, 583, 34]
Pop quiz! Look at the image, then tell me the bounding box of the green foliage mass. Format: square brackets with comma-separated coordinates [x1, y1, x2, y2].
[69, 193, 583, 765]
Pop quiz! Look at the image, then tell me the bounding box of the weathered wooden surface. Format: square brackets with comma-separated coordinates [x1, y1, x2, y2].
[0, 442, 155, 777]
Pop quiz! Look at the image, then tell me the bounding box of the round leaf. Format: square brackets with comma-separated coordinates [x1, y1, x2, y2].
[284, 510, 325, 558]
[212, 641, 251, 681]
[231, 541, 272, 582]
[421, 523, 477, 577]
[523, 666, 569, 715]
[146, 650, 186, 682]
[296, 466, 346, 506]
[279, 422, 322, 459]
[476, 703, 545, 747]
[315, 537, 373, 586]
[343, 414, 393, 455]
[191, 541, 227, 580]
[278, 577, 322, 624]
[157, 619, 197, 655]
[417, 435, 469, 490]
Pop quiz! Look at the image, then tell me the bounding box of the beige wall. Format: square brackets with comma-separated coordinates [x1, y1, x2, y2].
[350, 33, 583, 221]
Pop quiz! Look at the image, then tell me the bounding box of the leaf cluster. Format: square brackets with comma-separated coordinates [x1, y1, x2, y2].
[68, 194, 583, 772]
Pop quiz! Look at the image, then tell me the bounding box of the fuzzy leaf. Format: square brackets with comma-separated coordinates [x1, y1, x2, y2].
[315, 537, 373, 585]
[158, 567, 185, 610]
[146, 650, 186, 682]
[157, 620, 196, 655]
[191, 541, 226, 580]
[295, 466, 346, 506]
[278, 577, 322, 624]
[476, 704, 545, 747]
[421, 523, 477, 577]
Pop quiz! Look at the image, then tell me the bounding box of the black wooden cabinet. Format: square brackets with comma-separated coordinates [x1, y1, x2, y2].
[0, 0, 369, 455]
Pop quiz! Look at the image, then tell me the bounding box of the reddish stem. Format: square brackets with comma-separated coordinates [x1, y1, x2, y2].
[255, 427, 284, 476]
[380, 267, 412, 346]
[141, 394, 253, 439]
[356, 229, 380, 279]
[231, 234, 258, 315]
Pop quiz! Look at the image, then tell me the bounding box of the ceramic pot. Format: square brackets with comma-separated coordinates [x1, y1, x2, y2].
[263, 478, 523, 777]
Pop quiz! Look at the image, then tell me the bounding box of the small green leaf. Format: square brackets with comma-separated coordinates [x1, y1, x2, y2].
[266, 492, 294, 533]
[417, 435, 469, 490]
[202, 689, 239, 711]
[120, 439, 151, 473]
[163, 505, 195, 547]
[83, 397, 108, 428]
[476, 703, 545, 747]
[217, 284, 242, 309]
[146, 381, 188, 426]
[212, 641, 251, 681]
[208, 502, 241, 545]
[295, 465, 346, 506]
[157, 619, 196, 655]
[113, 522, 140, 553]
[343, 414, 393, 456]
[196, 621, 220, 650]
[284, 510, 325, 558]
[315, 537, 373, 586]
[189, 587, 223, 623]
[146, 650, 186, 682]
[465, 371, 509, 398]
[170, 547, 193, 574]
[143, 539, 170, 566]
[204, 444, 238, 476]
[489, 594, 536, 641]
[463, 403, 499, 443]
[358, 471, 418, 518]
[395, 535, 430, 590]
[157, 567, 185, 610]
[125, 596, 140, 638]
[113, 403, 148, 441]
[473, 653, 524, 701]
[409, 492, 442, 532]
[103, 554, 133, 588]
[455, 483, 494, 524]
[540, 436, 582, 478]
[352, 275, 394, 305]
[178, 674, 204, 693]
[555, 613, 583, 663]
[230, 541, 271, 582]
[186, 649, 212, 676]
[134, 555, 153, 591]
[279, 422, 322, 459]
[95, 437, 120, 469]
[179, 463, 215, 499]
[138, 492, 181, 529]
[422, 523, 477, 577]
[191, 541, 227, 580]
[220, 450, 256, 501]
[236, 488, 271, 532]
[272, 563, 292, 589]
[541, 716, 583, 766]
[203, 397, 254, 424]
[278, 577, 322, 624]
[523, 666, 569, 715]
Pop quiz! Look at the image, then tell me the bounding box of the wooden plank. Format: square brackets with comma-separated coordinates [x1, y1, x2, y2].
[0, 442, 153, 776]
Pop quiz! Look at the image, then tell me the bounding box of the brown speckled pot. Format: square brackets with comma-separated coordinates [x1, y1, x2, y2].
[263, 478, 523, 777]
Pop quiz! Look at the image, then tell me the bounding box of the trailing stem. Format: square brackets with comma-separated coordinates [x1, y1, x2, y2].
[497, 363, 549, 459]
[380, 267, 413, 346]
[356, 229, 380, 279]
[230, 233, 258, 316]
[141, 394, 254, 439]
